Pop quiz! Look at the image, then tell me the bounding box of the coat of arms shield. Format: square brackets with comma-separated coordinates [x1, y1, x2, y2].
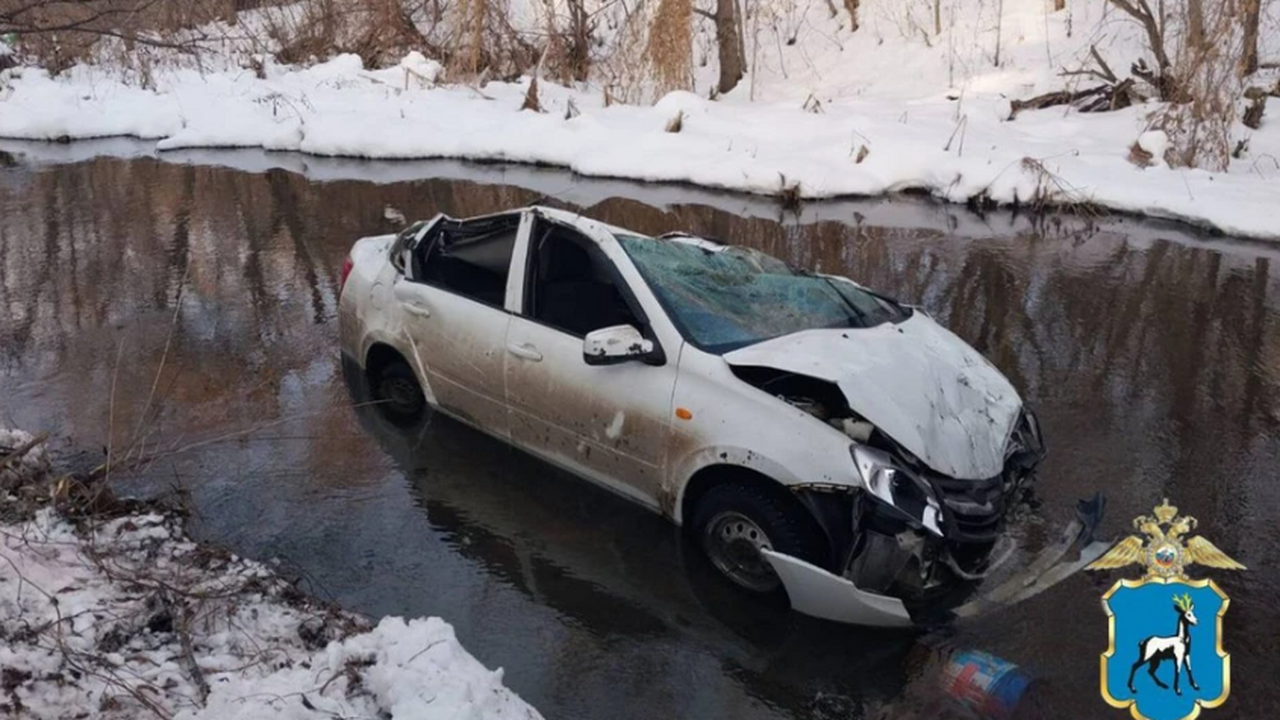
[1088, 499, 1244, 720]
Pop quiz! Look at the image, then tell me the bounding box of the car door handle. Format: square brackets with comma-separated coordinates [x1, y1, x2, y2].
[507, 343, 543, 362]
[404, 303, 431, 318]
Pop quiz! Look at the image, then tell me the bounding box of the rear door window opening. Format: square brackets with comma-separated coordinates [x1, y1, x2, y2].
[411, 213, 521, 307]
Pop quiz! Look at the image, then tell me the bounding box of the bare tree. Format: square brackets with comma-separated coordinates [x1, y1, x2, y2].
[646, 0, 693, 96]
[1106, 0, 1177, 98]
[1240, 0, 1260, 77]
[1186, 0, 1206, 51]
[0, 0, 221, 50]
[697, 0, 743, 93]
[994, 0, 1004, 65]
[566, 0, 589, 83]
[844, 0, 860, 32]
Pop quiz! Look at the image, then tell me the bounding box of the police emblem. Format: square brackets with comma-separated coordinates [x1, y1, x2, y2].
[1086, 499, 1245, 720]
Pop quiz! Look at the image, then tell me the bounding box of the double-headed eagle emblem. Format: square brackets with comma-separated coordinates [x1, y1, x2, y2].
[1087, 499, 1246, 579]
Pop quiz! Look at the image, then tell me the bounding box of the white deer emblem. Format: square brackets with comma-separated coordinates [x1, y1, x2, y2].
[1127, 593, 1199, 696]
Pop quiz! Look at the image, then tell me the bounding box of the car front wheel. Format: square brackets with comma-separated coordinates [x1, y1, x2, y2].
[692, 481, 827, 595]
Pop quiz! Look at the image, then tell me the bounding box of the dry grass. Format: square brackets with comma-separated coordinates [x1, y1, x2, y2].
[1128, 140, 1156, 168]
[520, 73, 542, 111]
[644, 0, 693, 97]
[3, 0, 548, 80]
[264, 0, 427, 69]
[1157, 1, 1247, 171]
[777, 172, 801, 211]
[437, 0, 542, 81]
[3, 0, 242, 74]
[1100, 0, 1253, 172]
[598, 5, 651, 104]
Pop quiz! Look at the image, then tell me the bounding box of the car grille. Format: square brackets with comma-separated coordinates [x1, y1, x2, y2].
[928, 472, 1006, 544]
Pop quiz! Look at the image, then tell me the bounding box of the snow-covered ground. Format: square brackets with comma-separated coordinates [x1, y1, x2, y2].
[1, 0, 1278, 239]
[0, 433, 540, 720]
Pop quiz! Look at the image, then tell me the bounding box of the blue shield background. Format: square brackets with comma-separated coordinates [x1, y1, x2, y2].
[1104, 581, 1226, 720]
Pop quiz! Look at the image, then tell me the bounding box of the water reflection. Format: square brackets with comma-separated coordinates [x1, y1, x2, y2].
[345, 357, 920, 712]
[0, 151, 1277, 718]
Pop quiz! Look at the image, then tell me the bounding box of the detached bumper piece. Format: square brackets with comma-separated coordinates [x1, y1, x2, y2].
[763, 493, 1108, 628]
[761, 549, 914, 627]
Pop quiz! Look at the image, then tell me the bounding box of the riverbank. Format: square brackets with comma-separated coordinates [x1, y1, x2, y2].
[4, 50, 1280, 241]
[2, 2, 1279, 240]
[0, 429, 541, 720]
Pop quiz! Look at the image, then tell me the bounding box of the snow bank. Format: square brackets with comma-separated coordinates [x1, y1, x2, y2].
[0, 479, 540, 719]
[1, 0, 1278, 239]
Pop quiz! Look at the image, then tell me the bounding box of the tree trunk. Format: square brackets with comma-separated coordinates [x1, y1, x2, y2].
[843, 0, 860, 32]
[715, 0, 744, 94]
[567, 0, 590, 82]
[1186, 0, 1205, 52]
[994, 0, 1004, 66]
[1106, 0, 1175, 94]
[1241, 0, 1260, 77]
[734, 0, 745, 62]
[934, 0, 942, 35]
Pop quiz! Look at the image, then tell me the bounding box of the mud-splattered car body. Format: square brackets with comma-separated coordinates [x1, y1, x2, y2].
[338, 206, 1055, 627]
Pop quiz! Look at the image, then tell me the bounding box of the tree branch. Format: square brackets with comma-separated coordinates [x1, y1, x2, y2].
[1089, 43, 1118, 83]
[1, 0, 207, 52]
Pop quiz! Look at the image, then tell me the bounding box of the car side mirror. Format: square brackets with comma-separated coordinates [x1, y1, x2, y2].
[583, 325, 656, 366]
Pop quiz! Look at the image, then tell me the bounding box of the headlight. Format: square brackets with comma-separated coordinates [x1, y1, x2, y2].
[850, 445, 944, 536]
[1005, 406, 1046, 463]
[1022, 406, 1044, 449]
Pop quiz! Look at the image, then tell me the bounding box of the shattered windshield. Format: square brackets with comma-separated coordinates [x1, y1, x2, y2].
[617, 234, 909, 353]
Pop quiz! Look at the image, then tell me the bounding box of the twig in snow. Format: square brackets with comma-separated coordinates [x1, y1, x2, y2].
[0, 433, 48, 473]
[1250, 153, 1280, 179]
[170, 595, 211, 706]
[406, 639, 448, 664]
[104, 337, 126, 484]
[943, 115, 968, 156]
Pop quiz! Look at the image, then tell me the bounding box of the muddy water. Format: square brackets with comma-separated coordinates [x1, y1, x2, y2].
[2, 145, 1278, 719]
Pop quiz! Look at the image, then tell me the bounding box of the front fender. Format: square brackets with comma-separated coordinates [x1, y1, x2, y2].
[668, 439, 859, 525]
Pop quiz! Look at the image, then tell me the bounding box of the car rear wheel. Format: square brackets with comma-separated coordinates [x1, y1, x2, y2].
[371, 359, 425, 424]
[692, 481, 827, 595]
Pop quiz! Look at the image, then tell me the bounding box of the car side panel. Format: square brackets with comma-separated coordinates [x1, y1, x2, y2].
[666, 346, 861, 525]
[392, 277, 512, 436]
[505, 314, 678, 512]
[339, 235, 442, 405]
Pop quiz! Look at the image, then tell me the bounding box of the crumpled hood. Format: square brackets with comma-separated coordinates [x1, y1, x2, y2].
[723, 311, 1022, 480]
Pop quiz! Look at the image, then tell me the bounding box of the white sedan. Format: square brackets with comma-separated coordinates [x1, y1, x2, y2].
[338, 206, 1054, 627]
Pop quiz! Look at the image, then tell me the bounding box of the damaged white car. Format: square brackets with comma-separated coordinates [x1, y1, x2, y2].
[339, 207, 1099, 627]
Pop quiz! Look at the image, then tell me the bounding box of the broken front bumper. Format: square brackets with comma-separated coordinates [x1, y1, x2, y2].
[762, 494, 1110, 627]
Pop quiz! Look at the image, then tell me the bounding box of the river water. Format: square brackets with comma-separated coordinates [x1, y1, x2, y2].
[1, 142, 1277, 719]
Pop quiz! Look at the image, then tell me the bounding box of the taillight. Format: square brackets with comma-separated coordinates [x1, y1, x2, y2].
[339, 255, 354, 294]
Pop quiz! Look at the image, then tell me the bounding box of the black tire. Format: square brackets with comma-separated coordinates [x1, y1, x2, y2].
[370, 360, 426, 425]
[691, 481, 828, 595]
